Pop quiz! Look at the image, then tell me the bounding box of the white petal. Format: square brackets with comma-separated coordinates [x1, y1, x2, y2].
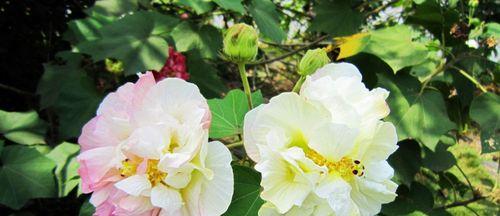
[364, 160, 394, 182]
[280, 147, 324, 182]
[308, 123, 358, 161]
[151, 185, 183, 213]
[116, 195, 154, 215]
[256, 147, 313, 213]
[243, 104, 266, 162]
[258, 202, 283, 216]
[351, 178, 397, 216]
[360, 121, 398, 162]
[114, 174, 151, 196]
[183, 141, 233, 216]
[125, 126, 168, 159]
[164, 164, 194, 189]
[143, 78, 207, 125]
[159, 152, 193, 170]
[244, 93, 331, 151]
[315, 176, 354, 216]
[300, 76, 364, 127]
[310, 62, 362, 82]
[158, 128, 205, 171]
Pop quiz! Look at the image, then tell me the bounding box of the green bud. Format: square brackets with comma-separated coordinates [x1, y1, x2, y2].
[298, 48, 330, 76]
[223, 23, 259, 63]
[468, 0, 479, 7]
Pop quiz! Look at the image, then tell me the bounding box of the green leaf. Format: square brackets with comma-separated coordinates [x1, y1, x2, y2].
[208, 90, 264, 138]
[185, 50, 227, 98]
[171, 22, 222, 59]
[0, 110, 47, 145]
[378, 73, 455, 150]
[64, 12, 114, 43]
[0, 140, 4, 155]
[422, 135, 456, 172]
[248, 0, 286, 42]
[470, 93, 499, 153]
[410, 43, 445, 81]
[363, 25, 428, 73]
[213, 0, 245, 14]
[407, 0, 459, 43]
[337, 25, 428, 73]
[382, 182, 434, 215]
[0, 145, 57, 209]
[484, 22, 500, 38]
[309, 0, 363, 37]
[178, 0, 214, 14]
[46, 142, 80, 197]
[223, 165, 264, 216]
[86, 0, 139, 17]
[389, 140, 422, 186]
[79, 198, 95, 216]
[75, 11, 179, 75]
[37, 53, 103, 139]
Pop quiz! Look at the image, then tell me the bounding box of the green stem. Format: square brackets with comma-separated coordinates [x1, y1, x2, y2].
[292, 76, 306, 93]
[452, 66, 488, 93]
[226, 141, 243, 149]
[456, 164, 477, 197]
[238, 63, 253, 109]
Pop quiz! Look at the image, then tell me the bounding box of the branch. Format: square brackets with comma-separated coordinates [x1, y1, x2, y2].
[276, 4, 312, 19]
[250, 35, 329, 65]
[0, 83, 35, 97]
[433, 196, 485, 210]
[451, 66, 488, 93]
[366, 0, 399, 16]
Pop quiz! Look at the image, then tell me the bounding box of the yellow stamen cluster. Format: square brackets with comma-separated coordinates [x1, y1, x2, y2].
[120, 158, 142, 177]
[120, 159, 167, 186]
[146, 160, 167, 186]
[305, 149, 365, 179]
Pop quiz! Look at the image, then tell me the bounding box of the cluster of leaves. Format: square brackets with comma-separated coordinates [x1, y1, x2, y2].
[0, 0, 498, 215]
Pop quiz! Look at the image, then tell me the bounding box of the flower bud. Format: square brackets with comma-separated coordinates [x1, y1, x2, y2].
[223, 23, 259, 63]
[298, 48, 330, 76]
[468, 0, 479, 8]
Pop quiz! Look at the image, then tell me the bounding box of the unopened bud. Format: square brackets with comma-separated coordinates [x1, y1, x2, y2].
[468, 0, 479, 8]
[223, 23, 259, 63]
[298, 48, 330, 76]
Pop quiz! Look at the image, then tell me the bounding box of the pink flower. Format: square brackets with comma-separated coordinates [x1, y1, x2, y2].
[153, 47, 190, 81]
[78, 72, 233, 216]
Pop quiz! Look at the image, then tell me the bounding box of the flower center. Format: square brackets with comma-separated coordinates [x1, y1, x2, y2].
[120, 159, 167, 186]
[120, 158, 141, 177]
[146, 160, 167, 186]
[305, 149, 365, 179]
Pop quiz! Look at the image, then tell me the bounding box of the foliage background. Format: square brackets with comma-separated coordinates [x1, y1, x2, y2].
[0, 0, 498, 215]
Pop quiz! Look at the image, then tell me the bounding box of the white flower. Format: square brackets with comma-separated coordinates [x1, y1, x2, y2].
[244, 63, 398, 216]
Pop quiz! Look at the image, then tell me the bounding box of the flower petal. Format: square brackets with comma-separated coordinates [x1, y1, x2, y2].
[315, 176, 355, 216]
[256, 145, 313, 213]
[151, 185, 183, 214]
[308, 123, 358, 161]
[125, 126, 169, 159]
[183, 141, 233, 216]
[114, 174, 151, 196]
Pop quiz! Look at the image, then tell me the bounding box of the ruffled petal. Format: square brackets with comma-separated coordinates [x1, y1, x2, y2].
[183, 141, 233, 216]
[114, 174, 151, 196]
